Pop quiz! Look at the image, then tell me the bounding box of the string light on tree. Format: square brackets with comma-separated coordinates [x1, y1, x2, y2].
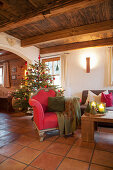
[12, 59, 56, 112]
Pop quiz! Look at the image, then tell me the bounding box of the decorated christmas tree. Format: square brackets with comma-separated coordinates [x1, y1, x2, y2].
[12, 58, 57, 112]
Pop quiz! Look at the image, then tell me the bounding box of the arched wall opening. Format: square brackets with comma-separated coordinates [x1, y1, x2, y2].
[0, 32, 39, 65]
[0, 32, 39, 112]
[0, 45, 31, 64]
[0, 48, 29, 95]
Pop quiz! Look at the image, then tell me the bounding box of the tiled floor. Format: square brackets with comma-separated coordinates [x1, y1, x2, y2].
[0, 112, 113, 170]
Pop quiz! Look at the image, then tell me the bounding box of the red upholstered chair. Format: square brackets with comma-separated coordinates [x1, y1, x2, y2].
[29, 88, 58, 141]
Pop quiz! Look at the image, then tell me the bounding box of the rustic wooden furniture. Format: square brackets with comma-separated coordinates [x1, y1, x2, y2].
[0, 96, 13, 112]
[81, 112, 113, 143]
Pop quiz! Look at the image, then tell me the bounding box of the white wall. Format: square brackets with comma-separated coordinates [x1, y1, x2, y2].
[3, 31, 110, 98]
[42, 46, 113, 98]
[64, 46, 113, 98]
[0, 32, 39, 64]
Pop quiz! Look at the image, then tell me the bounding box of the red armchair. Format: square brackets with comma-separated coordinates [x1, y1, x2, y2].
[29, 88, 58, 141]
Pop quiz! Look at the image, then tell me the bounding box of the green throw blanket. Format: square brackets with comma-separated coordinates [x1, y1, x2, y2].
[56, 97, 81, 136]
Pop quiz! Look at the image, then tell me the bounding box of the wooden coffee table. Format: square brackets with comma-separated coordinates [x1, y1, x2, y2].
[81, 112, 113, 143]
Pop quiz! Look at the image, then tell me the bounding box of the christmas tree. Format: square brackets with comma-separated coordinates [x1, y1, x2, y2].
[12, 59, 57, 112]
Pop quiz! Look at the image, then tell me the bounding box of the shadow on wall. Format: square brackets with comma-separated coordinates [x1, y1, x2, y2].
[73, 92, 82, 99]
[0, 45, 31, 64]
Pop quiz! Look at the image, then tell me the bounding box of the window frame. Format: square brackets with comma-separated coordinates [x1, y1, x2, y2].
[42, 57, 60, 63]
[42, 57, 61, 86]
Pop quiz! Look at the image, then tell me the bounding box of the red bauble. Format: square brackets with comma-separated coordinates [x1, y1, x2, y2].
[38, 55, 40, 60]
[25, 61, 27, 66]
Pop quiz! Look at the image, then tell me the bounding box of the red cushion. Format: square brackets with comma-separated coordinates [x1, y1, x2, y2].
[32, 90, 56, 112]
[43, 112, 58, 129]
[101, 92, 112, 107]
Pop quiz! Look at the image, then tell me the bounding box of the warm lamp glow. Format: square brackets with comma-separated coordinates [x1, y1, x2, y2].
[86, 57, 90, 73]
[91, 101, 96, 108]
[98, 103, 105, 113]
[30, 92, 33, 97]
[79, 48, 98, 71]
[20, 85, 23, 88]
[25, 70, 27, 76]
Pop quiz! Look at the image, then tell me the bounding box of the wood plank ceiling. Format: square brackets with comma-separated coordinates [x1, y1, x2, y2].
[0, 0, 113, 54]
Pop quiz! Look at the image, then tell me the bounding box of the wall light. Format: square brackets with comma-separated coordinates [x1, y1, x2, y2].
[86, 57, 90, 73]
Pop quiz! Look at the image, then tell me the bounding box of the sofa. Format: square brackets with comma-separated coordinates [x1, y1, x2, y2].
[80, 90, 113, 127]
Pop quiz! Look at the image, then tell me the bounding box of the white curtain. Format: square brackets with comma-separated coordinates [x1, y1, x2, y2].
[3, 62, 10, 88]
[61, 53, 71, 97]
[104, 47, 112, 87]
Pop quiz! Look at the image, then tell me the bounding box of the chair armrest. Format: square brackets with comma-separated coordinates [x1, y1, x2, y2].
[29, 99, 44, 130]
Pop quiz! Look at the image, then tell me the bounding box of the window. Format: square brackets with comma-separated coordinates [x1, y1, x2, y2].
[0, 66, 3, 85]
[42, 57, 61, 86]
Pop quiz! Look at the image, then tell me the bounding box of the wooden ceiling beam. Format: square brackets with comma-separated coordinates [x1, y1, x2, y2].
[21, 20, 113, 47]
[40, 37, 113, 54]
[0, 14, 44, 32]
[48, 0, 105, 17]
[0, 0, 105, 32]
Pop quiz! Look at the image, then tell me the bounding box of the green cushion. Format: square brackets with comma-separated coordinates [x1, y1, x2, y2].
[48, 96, 65, 112]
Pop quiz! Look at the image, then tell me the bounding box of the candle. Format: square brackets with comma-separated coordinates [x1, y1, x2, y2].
[99, 103, 105, 113]
[91, 101, 96, 108]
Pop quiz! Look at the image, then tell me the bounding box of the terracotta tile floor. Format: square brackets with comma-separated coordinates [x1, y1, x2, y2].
[0, 112, 113, 170]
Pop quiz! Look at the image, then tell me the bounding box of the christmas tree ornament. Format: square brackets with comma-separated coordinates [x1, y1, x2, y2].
[25, 61, 27, 66]
[38, 55, 40, 61]
[12, 61, 57, 112]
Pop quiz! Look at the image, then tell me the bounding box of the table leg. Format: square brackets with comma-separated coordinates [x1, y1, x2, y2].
[81, 119, 95, 143]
